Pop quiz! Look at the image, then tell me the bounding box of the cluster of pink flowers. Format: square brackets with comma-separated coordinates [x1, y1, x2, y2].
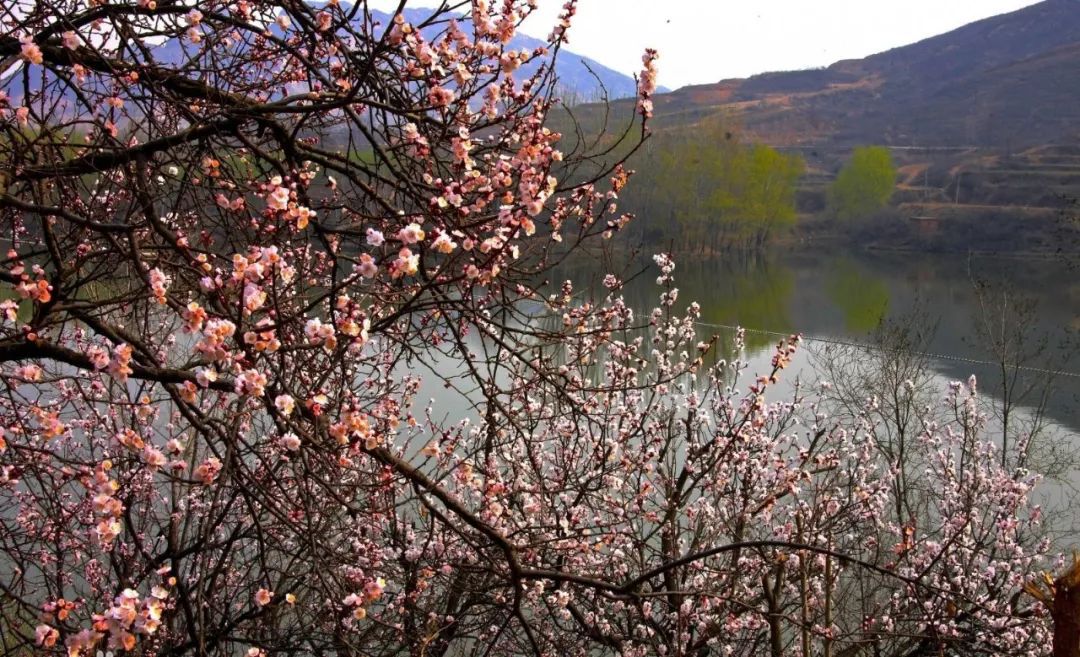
[108, 343, 134, 382]
[342, 578, 386, 620]
[15, 277, 52, 304]
[193, 456, 222, 484]
[19, 36, 43, 65]
[196, 318, 237, 362]
[638, 48, 660, 118]
[90, 461, 123, 546]
[148, 267, 170, 304]
[50, 586, 171, 654]
[389, 248, 420, 279]
[304, 317, 337, 351]
[235, 368, 268, 396]
[4, 1, 1051, 655]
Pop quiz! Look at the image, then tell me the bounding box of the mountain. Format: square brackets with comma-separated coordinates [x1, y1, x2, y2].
[612, 0, 1080, 252]
[368, 7, 648, 102]
[156, 5, 647, 101]
[651, 0, 1080, 149]
[2, 4, 645, 108]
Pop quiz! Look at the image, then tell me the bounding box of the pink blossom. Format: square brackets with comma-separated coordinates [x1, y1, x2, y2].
[194, 457, 222, 484]
[35, 624, 59, 647]
[637, 48, 659, 118]
[304, 318, 337, 351]
[143, 446, 166, 470]
[428, 85, 455, 108]
[357, 253, 378, 278]
[430, 232, 458, 254]
[500, 52, 521, 74]
[397, 222, 425, 244]
[289, 205, 316, 229]
[275, 394, 296, 416]
[267, 183, 291, 211]
[391, 248, 419, 279]
[235, 369, 268, 397]
[87, 345, 110, 370]
[195, 367, 217, 388]
[16, 364, 42, 381]
[108, 344, 134, 382]
[19, 37, 43, 65]
[61, 31, 81, 50]
[148, 267, 170, 304]
[279, 433, 301, 451]
[364, 577, 386, 601]
[254, 588, 273, 606]
[243, 282, 267, 313]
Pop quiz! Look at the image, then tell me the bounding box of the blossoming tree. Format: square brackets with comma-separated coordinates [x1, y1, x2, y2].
[0, 1, 1058, 656]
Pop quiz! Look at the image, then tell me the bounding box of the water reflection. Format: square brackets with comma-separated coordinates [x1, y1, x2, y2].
[676, 255, 796, 352]
[826, 258, 890, 333]
[419, 248, 1080, 545]
[555, 248, 1080, 432]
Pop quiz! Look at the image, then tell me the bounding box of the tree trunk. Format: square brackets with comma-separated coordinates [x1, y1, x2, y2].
[1053, 575, 1080, 657]
[1027, 558, 1080, 657]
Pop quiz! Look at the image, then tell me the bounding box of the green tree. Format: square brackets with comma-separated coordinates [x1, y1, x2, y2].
[829, 145, 897, 220]
[618, 119, 804, 251]
[731, 145, 805, 247]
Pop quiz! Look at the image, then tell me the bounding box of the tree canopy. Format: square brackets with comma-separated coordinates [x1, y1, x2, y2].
[0, 3, 1065, 657]
[829, 146, 898, 220]
[614, 119, 805, 251]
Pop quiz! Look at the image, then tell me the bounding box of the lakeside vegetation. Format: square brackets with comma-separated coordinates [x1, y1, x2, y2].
[596, 119, 902, 252]
[828, 145, 897, 220]
[618, 120, 805, 252]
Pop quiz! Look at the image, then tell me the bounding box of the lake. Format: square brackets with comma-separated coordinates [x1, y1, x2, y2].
[546, 247, 1080, 542]
[403, 244, 1080, 542]
[549, 247, 1080, 429]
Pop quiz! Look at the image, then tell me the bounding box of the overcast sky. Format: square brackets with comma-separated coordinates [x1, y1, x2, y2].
[365, 0, 1043, 89]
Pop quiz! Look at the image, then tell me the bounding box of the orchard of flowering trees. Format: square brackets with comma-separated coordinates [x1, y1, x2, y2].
[0, 1, 1072, 656]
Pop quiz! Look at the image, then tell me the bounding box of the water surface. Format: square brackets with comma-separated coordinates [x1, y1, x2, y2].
[555, 248, 1080, 431]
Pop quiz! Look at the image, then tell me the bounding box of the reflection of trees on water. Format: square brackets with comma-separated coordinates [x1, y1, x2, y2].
[680, 255, 795, 354]
[826, 258, 890, 333]
[555, 253, 796, 352]
[546, 249, 1080, 431]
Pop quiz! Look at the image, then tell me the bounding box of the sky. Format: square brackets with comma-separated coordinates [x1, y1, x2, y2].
[365, 0, 1044, 89]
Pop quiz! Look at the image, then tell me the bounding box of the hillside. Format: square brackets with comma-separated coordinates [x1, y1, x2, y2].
[2, 4, 646, 110]
[653, 0, 1080, 149]
[613, 0, 1080, 252]
[367, 7, 645, 102]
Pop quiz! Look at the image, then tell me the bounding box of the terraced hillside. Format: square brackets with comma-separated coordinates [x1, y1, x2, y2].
[605, 0, 1080, 250]
[650, 0, 1080, 150]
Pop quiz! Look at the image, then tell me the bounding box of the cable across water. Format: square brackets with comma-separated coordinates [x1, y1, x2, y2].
[691, 320, 1080, 380]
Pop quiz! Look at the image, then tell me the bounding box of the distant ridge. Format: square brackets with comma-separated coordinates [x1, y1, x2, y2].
[1, 3, 648, 109]
[367, 6, 651, 102]
[651, 0, 1080, 149]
